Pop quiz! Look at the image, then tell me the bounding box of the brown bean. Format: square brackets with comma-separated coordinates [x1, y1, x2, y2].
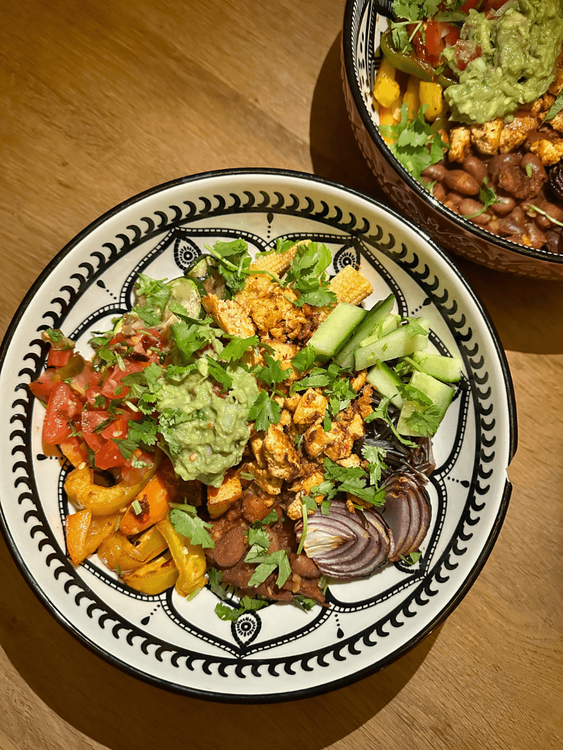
[432, 182, 446, 201]
[444, 170, 480, 196]
[520, 152, 547, 181]
[444, 191, 463, 213]
[524, 221, 546, 249]
[213, 526, 247, 568]
[462, 155, 488, 184]
[490, 194, 516, 216]
[459, 198, 491, 225]
[497, 207, 527, 236]
[421, 163, 448, 182]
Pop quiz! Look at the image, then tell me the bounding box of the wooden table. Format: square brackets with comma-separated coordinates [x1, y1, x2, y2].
[1, 2, 561, 749]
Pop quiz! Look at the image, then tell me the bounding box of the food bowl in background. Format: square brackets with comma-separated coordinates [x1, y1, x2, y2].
[341, 0, 563, 280]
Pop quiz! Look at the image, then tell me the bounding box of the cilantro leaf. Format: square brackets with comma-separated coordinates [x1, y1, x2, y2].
[205, 356, 233, 392]
[380, 104, 448, 183]
[365, 396, 417, 447]
[214, 596, 269, 621]
[291, 345, 317, 372]
[246, 549, 292, 589]
[169, 506, 215, 548]
[220, 335, 259, 363]
[248, 390, 282, 432]
[545, 91, 563, 122]
[405, 404, 442, 436]
[170, 320, 215, 364]
[254, 353, 291, 389]
[361, 444, 388, 487]
[285, 242, 337, 309]
[132, 274, 171, 326]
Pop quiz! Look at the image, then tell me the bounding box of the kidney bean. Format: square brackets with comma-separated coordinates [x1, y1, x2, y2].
[545, 230, 563, 254]
[520, 152, 547, 181]
[459, 198, 491, 225]
[524, 221, 546, 249]
[444, 191, 463, 213]
[488, 153, 522, 183]
[432, 182, 446, 201]
[462, 155, 488, 184]
[421, 163, 448, 182]
[444, 170, 480, 196]
[490, 194, 516, 216]
[497, 207, 527, 236]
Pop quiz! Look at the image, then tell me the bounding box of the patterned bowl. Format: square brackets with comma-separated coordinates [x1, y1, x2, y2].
[0, 168, 516, 701]
[341, 0, 563, 279]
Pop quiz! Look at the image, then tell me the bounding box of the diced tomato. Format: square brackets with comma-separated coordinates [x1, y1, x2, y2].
[101, 361, 147, 400]
[81, 410, 111, 452]
[101, 415, 129, 441]
[94, 440, 127, 470]
[454, 39, 482, 71]
[43, 382, 83, 445]
[67, 361, 100, 399]
[85, 386, 108, 409]
[458, 0, 480, 11]
[29, 368, 61, 402]
[47, 348, 72, 368]
[412, 21, 460, 68]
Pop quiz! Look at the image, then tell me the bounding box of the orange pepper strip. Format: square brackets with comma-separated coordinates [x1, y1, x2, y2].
[119, 472, 171, 536]
[156, 518, 207, 597]
[65, 509, 92, 565]
[59, 437, 89, 468]
[122, 552, 179, 595]
[84, 513, 120, 557]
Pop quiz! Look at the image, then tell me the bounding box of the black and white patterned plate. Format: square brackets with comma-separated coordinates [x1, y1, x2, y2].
[0, 168, 516, 702]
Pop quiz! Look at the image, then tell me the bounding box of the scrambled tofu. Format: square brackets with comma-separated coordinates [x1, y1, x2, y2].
[236, 275, 310, 342]
[499, 116, 538, 153]
[470, 118, 503, 155]
[448, 125, 471, 163]
[202, 294, 256, 338]
[293, 388, 328, 426]
[262, 424, 301, 482]
[528, 138, 563, 166]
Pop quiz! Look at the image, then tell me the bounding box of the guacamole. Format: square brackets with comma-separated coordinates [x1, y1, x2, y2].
[444, 0, 563, 124]
[156, 364, 258, 487]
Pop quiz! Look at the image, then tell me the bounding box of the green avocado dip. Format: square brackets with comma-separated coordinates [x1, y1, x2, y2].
[156, 364, 258, 487]
[443, 0, 563, 124]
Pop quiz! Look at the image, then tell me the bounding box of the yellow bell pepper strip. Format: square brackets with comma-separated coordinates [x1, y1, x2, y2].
[373, 57, 401, 109]
[97, 526, 168, 572]
[156, 517, 207, 597]
[84, 512, 121, 557]
[65, 509, 92, 565]
[404, 76, 420, 121]
[122, 551, 179, 595]
[419, 81, 444, 122]
[64, 448, 162, 516]
[119, 472, 171, 536]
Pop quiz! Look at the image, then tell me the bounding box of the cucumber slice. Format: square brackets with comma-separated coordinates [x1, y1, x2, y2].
[366, 361, 404, 408]
[354, 319, 429, 371]
[184, 254, 226, 299]
[357, 313, 400, 348]
[334, 293, 395, 368]
[397, 370, 454, 437]
[412, 351, 462, 382]
[165, 277, 202, 320]
[308, 302, 367, 360]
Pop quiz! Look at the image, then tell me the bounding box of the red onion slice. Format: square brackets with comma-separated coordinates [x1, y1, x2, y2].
[295, 502, 391, 580]
[380, 473, 431, 562]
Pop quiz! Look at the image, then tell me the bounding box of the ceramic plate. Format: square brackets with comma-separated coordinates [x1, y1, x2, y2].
[0, 168, 516, 701]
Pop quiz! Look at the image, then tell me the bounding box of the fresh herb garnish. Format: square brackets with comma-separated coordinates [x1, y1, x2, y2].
[169, 506, 215, 548]
[405, 403, 443, 436]
[380, 103, 448, 183]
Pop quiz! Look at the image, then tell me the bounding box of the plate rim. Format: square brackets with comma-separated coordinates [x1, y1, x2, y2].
[0, 166, 517, 702]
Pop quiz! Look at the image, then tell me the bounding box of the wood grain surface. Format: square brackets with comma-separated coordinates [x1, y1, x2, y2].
[1, 1, 561, 749]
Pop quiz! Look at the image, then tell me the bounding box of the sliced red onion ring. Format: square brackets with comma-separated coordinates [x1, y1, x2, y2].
[295, 502, 391, 579]
[380, 473, 431, 562]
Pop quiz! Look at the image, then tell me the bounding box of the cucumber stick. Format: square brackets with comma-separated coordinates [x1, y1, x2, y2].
[412, 351, 462, 382]
[334, 294, 395, 368]
[354, 319, 429, 371]
[397, 370, 454, 437]
[366, 361, 404, 408]
[308, 302, 367, 359]
[357, 313, 400, 348]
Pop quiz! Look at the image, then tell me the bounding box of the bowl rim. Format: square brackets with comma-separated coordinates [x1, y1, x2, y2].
[341, 0, 563, 267]
[0, 166, 517, 701]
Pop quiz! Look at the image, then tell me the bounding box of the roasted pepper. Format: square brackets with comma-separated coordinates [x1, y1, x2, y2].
[119, 472, 171, 536]
[122, 551, 179, 595]
[156, 517, 207, 597]
[97, 526, 168, 572]
[64, 449, 161, 515]
[380, 30, 457, 89]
